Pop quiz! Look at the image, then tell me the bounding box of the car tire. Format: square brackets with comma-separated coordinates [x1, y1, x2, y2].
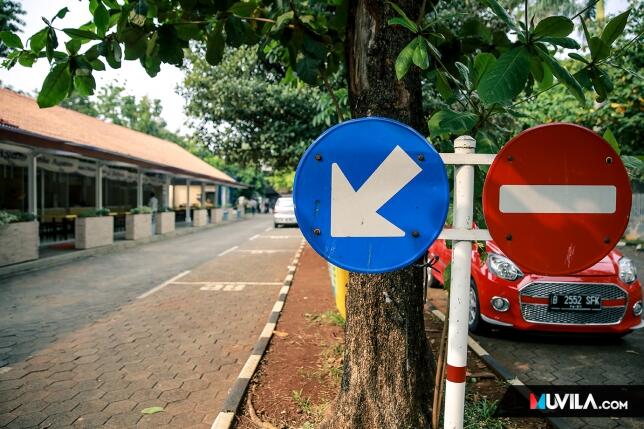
[274, 222, 280, 228]
[468, 280, 487, 334]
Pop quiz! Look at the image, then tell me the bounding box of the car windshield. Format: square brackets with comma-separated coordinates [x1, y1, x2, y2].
[276, 198, 294, 207]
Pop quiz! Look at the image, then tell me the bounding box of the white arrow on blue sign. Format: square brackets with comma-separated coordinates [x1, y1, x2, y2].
[293, 117, 449, 273]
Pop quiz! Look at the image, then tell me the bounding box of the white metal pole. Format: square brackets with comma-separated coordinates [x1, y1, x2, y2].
[163, 175, 171, 209]
[27, 153, 38, 215]
[96, 162, 103, 210]
[444, 135, 476, 429]
[186, 180, 192, 222]
[137, 169, 143, 208]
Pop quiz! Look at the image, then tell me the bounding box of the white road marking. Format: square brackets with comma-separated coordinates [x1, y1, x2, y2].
[0, 367, 11, 375]
[234, 249, 292, 254]
[173, 281, 282, 286]
[499, 185, 616, 214]
[248, 234, 260, 240]
[264, 227, 273, 232]
[257, 235, 300, 239]
[217, 245, 238, 257]
[137, 270, 191, 299]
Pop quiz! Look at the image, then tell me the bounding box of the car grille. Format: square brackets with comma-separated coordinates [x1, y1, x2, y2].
[520, 282, 627, 325]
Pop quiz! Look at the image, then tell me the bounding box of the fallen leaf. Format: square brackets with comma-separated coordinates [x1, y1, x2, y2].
[625, 350, 639, 355]
[273, 331, 289, 337]
[141, 406, 164, 414]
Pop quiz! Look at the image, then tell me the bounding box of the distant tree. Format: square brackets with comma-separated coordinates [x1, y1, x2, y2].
[180, 46, 334, 170]
[0, 0, 24, 57]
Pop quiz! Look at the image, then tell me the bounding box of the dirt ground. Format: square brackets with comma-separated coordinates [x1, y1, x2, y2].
[233, 246, 551, 429]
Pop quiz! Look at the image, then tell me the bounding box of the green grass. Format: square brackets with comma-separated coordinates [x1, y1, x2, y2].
[463, 395, 508, 429]
[291, 389, 328, 427]
[304, 310, 346, 328]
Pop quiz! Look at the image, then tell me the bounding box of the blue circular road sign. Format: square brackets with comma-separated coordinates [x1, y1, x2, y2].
[293, 117, 449, 273]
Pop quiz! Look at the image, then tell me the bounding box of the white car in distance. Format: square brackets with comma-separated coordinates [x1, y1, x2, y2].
[273, 196, 297, 228]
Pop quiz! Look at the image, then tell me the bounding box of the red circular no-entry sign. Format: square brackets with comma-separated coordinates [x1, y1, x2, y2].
[483, 123, 632, 275]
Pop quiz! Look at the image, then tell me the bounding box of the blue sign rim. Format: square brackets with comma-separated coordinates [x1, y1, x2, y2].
[293, 116, 449, 273]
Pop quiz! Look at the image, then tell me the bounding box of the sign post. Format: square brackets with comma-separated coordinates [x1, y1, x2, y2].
[444, 136, 476, 429]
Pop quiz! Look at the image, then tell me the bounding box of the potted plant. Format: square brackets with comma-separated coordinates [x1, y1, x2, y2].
[75, 208, 112, 249]
[191, 203, 208, 227]
[126, 206, 152, 240]
[156, 207, 175, 234]
[0, 211, 38, 267]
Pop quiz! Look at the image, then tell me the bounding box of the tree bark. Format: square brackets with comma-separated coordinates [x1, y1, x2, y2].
[320, 1, 434, 428]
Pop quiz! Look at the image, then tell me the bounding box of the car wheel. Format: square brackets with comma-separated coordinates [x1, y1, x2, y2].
[468, 280, 487, 334]
[274, 222, 279, 228]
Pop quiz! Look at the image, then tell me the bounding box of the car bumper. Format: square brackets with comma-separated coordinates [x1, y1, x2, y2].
[273, 215, 297, 225]
[477, 275, 643, 334]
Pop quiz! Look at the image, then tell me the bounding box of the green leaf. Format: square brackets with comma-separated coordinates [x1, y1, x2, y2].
[533, 16, 573, 38]
[536, 46, 585, 104]
[65, 38, 82, 54]
[18, 51, 36, 67]
[480, 0, 516, 30]
[229, 1, 258, 17]
[589, 36, 610, 61]
[54, 7, 70, 20]
[74, 73, 96, 96]
[141, 406, 164, 415]
[387, 2, 413, 23]
[45, 29, 58, 62]
[590, 67, 613, 102]
[478, 47, 530, 105]
[428, 109, 478, 135]
[436, 70, 452, 99]
[395, 37, 417, 80]
[0, 31, 23, 49]
[455, 61, 471, 89]
[602, 128, 620, 155]
[90, 59, 105, 70]
[63, 28, 103, 40]
[601, 9, 630, 45]
[157, 25, 184, 65]
[205, 28, 225, 65]
[295, 56, 320, 84]
[473, 52, 495, 87]
[29, 28, 49, 52]
[94, 3, 110, 37]
[540, 36, 580, 49]
[412, 37, 429, 70]
[225, 17, 258, 47]
[528, 54, 544, 82]
[388, 17, 417, 33]
[567, 52, 589, 64]
[37, 62, 72, 108]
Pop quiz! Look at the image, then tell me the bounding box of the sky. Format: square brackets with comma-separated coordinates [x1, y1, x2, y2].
[0, 0, 631, 135]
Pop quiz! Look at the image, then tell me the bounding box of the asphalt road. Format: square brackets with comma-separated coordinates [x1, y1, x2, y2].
[0, 215, 275, 367]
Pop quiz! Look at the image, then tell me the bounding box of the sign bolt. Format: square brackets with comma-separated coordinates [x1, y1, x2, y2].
[417, 154, 425, 161]
[315, 154, 322, 161]
[606, 156, 613, 164]
[507, 155, 513, 162]
[313, 228, 321, 236]
[411, 230, 420, 238]
[506, 234, 512, 241]
[604, 237, 610, 244]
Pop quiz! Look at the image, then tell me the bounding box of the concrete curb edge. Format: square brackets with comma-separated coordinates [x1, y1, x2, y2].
[210, 239, 307, 429]
[427, 305, 574, 429]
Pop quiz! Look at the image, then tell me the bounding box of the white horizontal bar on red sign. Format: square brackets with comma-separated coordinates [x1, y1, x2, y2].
[438, 228, 492, 241]
[499, 185, 617, 214]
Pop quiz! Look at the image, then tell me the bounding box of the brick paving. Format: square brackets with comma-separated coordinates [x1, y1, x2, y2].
[0, 221, 302, 428]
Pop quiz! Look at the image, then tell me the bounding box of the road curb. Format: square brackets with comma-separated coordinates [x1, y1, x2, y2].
[427, 305, 574, 429]
[0, 218, 250, 280]
[211, 239, 307, 429]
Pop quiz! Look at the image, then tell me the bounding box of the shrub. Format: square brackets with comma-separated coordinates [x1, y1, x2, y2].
[130, 206, 152, 215]
[157, 207, 174, 213]
[0, 211, 37, 225]
[78, 208, 110, 218]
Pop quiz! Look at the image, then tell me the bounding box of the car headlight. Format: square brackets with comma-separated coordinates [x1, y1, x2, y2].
[618, 257, 637, 284]
[487, 253, 523, 281]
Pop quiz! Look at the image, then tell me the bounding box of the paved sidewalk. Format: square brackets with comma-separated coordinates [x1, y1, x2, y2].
[0, 219, 302, 428]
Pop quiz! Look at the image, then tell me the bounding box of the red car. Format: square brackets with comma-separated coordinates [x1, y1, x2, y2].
[428, 238, 643, 336]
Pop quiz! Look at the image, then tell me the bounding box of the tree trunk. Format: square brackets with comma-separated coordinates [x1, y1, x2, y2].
[320, 1, 434, 428]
